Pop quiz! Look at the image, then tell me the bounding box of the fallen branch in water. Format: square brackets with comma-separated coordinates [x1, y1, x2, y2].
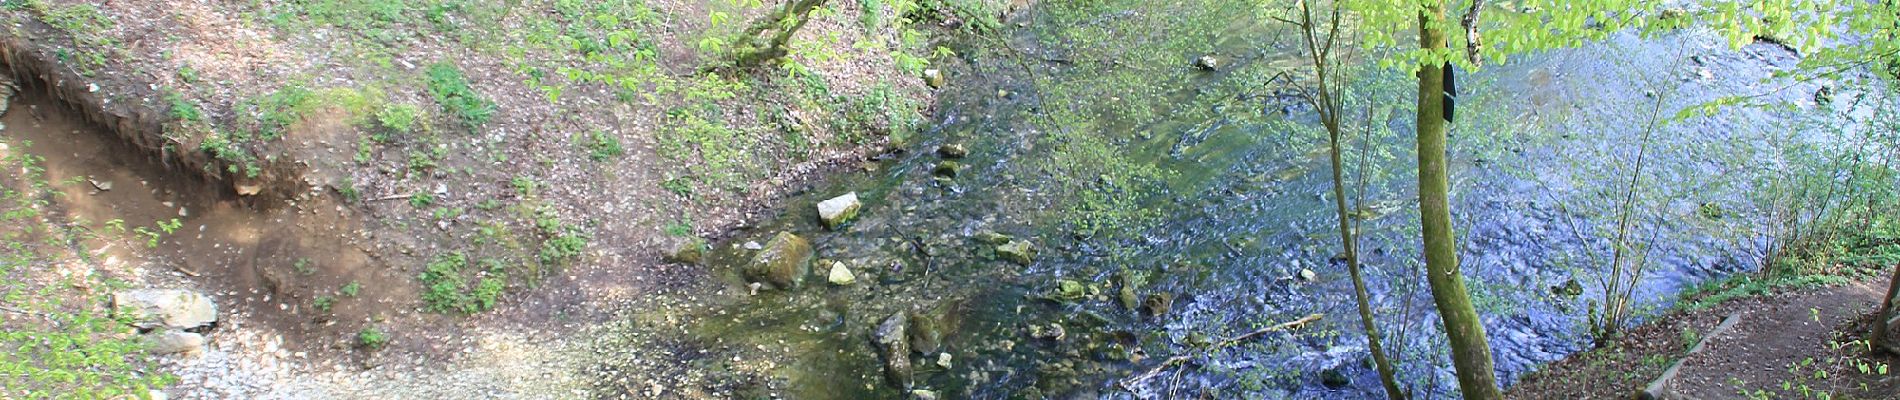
[1118, 313, 1324, 391]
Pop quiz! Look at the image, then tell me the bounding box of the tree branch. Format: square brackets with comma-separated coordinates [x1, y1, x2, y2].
[1117, 313, 1323, 392]
[1461, 0, 1486, 66]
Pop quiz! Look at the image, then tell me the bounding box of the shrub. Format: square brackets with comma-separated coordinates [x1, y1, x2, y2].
[356, 327, 388, 350]
[424, 62, 495, 127]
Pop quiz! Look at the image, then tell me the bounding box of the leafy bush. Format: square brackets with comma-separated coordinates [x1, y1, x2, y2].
[356, 327, 389, 350]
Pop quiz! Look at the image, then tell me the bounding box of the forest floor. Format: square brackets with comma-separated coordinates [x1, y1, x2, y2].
[1509, 276, 1900, 400]
[0, 0, 1024, 398]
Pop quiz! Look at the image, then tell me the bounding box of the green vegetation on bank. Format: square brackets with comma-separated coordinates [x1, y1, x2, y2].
[0, 142, 177, 399]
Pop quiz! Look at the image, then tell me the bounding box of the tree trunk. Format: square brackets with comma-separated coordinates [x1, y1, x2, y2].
[1872, 263, 1900, 351]
[731, 0, 829, 69]
[1417, 3, 1504, 399]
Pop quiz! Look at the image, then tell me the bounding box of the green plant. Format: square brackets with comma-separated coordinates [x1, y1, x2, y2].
[425, 62, 496, 127]
[409, 192, 436, 208]
[377, 102, 424, 134]
[663, 218, 692, 237]
[356, 327, 388, 350]
[340, 281, 362, 297]
[581, 130, 624, 162]
[336, 178, 361, 202]
[165, 89, 202, 122]
[538, 232, 586, 265]
[511, 175, 537, 196]
[293, 257, 315, 275]
[313, 295, 335, 312]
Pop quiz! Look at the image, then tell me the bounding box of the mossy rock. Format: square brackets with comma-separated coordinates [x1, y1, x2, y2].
[663, 237, 707, 265]
[996, 240, 1035, 266]
[744, 232, 814, 290]
[973, 231, 1013, 245]
[937, 143, 968, 159]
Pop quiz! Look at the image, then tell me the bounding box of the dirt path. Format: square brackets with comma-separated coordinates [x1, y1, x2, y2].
[1665, 280, 1890, 399]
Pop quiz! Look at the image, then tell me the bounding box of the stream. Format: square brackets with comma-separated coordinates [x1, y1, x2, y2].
[669, 2, 1849, 399]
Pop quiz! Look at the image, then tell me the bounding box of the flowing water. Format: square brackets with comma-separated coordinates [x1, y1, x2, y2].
[675, 2, 1849, 399]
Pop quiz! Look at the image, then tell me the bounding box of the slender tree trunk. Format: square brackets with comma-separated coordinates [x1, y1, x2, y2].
[1417, 3, 1504, 399]
[1291, 2, 1407, 397]
[1873, 263, 1900, 351]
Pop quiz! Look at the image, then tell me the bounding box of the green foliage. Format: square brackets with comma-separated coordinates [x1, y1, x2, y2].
[313, 295, 336, 312]
[377, 102, 424, 134]
[538, 232, 586, 265]
[340, 281, 362, 297]
[164, 89, 203, 122]
[580, 130, 625, 162]
[0, 140, 177, 398]
[335, 178, 361, 203]
[510, 175, 538, 196]
[418, 250, 519, 315]
[409, 192, 436, 208]
[356, 327, 389, 350]
[424, 62, 496, 127]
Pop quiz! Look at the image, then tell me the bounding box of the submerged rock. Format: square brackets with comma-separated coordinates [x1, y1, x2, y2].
[114, 289, 217, 330]
[1116, 269, 1144, 310]
[1320, 366, 1352, 389]
[936, 143, 968, 159]
[910, 389, 939, 400]
[1297, 268, 1318, 282]
[973, 231, 1013, 245]
[996, 240, 1036, 266]
[908, 311, 943, 356]
[663, 237, 707, 265]
[931, 161, 963, 178]
[874, 312, 914, 389]
[744, 232, 814, 290]
[1553, 279, 1584, 297]
[827, 261, 856, 285]
[816, 192, 862, 230]
[1193, 55, 1220, 71]
[1142, 293, 1173, 317]
[144, 330, 205, 355]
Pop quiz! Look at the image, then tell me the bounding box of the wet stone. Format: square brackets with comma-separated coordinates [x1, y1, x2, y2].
[873, 312, 914, 389]
[816, 192, 862, 230]
[743, 232, 814, 290]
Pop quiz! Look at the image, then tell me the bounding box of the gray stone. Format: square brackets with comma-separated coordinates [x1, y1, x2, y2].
[827, 261, 856, 286]
[1297, 268, 1318, 282]
[744, 232, 814, 290]
[114, 289, 217, 330]
[816, 192, 862, 230]
[874, 312, 914, 389]
[911, 389, 939, 400]
[144, 330, 205, 355]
